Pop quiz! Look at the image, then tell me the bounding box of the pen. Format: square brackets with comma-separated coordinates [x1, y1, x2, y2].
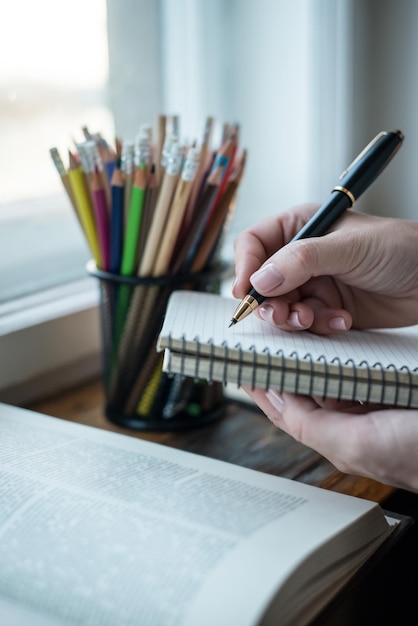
[229, 129, 404, 326]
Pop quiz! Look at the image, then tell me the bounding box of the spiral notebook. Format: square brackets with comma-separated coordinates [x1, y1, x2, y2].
[157, 291, 418, 408]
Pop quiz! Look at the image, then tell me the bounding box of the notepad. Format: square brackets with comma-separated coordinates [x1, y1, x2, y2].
[157, 291, 418, 407]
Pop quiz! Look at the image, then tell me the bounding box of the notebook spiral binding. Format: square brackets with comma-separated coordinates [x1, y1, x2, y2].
[165, 334, 418, 408]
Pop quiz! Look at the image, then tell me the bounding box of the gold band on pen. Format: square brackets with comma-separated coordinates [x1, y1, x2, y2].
[333, 186, 356, 205]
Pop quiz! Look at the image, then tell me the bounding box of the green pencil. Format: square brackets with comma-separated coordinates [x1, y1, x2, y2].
[120, 165, 147, 275]
[113, 165, 147, 358]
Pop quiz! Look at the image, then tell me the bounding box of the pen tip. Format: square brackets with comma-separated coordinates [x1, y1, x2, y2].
[228, 319, 237, 328]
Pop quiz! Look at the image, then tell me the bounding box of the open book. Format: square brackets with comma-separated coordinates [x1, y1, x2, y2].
[0, 402, 402, 626]
[157, 290, 418, 408]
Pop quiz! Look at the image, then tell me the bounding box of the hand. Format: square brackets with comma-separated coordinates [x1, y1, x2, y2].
[232, 204, 418, 334]
[244, 387, 418, 493]
[234, 205, 418, 491]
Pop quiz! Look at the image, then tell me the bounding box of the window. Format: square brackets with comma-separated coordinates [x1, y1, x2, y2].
[0, 0, 113, 301]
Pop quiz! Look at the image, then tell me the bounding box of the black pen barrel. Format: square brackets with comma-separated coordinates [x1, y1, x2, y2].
[291, 192, 352, 242]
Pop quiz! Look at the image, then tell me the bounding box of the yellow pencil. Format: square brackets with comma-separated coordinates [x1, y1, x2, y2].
[68, 152, 102, 266]
[49, 147, 79, 219]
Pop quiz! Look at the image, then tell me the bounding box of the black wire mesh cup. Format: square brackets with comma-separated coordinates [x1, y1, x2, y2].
[87, 260, 227, 430]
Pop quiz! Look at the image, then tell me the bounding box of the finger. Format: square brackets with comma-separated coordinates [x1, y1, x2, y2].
[255, 296, 351, 334]
[256, 300, 315, 330]
[263, 391, 378, 475]
[249, 227, 365, 298]
[232, 204, 321, 298]
[244, 387, 353, 451]
[298, 297, 352, 334]
[233, 228, 269, 298]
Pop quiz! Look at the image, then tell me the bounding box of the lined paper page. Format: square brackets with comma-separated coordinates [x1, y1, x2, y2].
[160, 291, 418, 370]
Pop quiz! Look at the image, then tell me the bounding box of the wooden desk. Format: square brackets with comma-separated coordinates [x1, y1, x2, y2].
[27, 377, 394, 503]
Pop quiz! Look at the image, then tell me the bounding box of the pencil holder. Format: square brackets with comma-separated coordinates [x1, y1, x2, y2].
[87, 260, 228, 430]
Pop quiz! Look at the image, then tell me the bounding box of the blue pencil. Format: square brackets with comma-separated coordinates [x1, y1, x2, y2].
[109, 162, 124, 274]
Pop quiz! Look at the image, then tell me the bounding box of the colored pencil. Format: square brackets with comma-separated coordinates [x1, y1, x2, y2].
[153, 146, 200, 276]
[91, 168, 110, 271]
[120, 165, 147, 276]
[67, 152, 101, 266]
[138, 141, 183, 276]
[109, 160, 124, 274]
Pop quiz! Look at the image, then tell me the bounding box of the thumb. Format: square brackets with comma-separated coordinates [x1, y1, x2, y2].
[249, 231, 360, 296]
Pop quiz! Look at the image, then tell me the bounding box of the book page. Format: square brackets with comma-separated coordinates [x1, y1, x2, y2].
[0, 403, 390, 626]
[159, 291, 418, 370]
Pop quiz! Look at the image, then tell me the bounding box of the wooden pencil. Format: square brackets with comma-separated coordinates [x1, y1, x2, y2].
[183, 116, 214, 231]
[155, 114, 167, 186]
[152, 146, 200, 276]
[138, 141, 183, 276]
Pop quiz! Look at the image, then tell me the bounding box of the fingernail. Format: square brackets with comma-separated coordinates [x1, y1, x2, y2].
[328, 316, 348, 331]
[259, 304, 275, 324]
[251, 263, 284, 292]
[266, 389, 284, 411]
[287, 311, 303, 328]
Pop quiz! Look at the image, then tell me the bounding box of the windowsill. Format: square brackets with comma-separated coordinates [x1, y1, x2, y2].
[0, 279, 102, 406]
[0, 278, 99, 334]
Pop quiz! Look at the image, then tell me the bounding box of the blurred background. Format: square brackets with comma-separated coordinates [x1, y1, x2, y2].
[1, 0, 417, 302]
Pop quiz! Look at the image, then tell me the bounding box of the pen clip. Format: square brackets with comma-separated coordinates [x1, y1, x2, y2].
[339, 131, 386, 179]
